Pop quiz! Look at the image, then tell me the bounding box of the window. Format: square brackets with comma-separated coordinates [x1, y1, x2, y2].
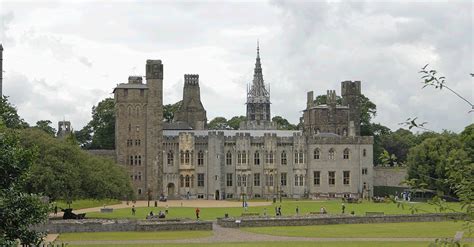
[237, 175, 242, 186]
[254, 173, 260, 186]
[138, 172, 142, 181]
[180, 175, 184, 187]
[328, 171, 335, 185]
[226, 173, 233, 186]
[363, 149, 367, 157]
[242, 151, 247, 164]
[137, 139, 141, 146]
[313, 171, 320, 185]
[197, 173, 204, 187]
[299, 175, 304, 186]
[242, 175, 247, 187]
[299, 151, 304, 164]
[294, 151, 299, 163]
[314, 148, 320, 159]
[294, 175, 299, 186]
[226, 151, 232, 165]
[197, 151, 204, 166]
[138, 188, 142, 195]
[343, 148, 350, 160]
[269, 174, 274, 186]
[138, 155, 141, 165]
[185, 150, 190, 164]
[280, 173, 287, 186]
[329, 148, 335, 160]
[266, 151, 274, 164]
[237, 151, 242, 165]
[254, 152, 260, 165]
[128, 123, 131, 132]
[343, 171, 350, 185]
[129, 156, 133, 165]
[134, 155, 138, 165]
[180, 151, 184, 164]
[185, 175, 190, 187]
[362, 168, 368, 175]
[281, 151, 287, 165]
[167, 151, 174, 166]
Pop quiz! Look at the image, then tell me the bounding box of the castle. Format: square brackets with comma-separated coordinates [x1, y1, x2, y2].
[114, 46, 374, 200]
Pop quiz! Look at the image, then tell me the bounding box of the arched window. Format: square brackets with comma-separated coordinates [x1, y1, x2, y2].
[363, 149, 367, 157]
[343, 148, 350, 160]
[329, 148, 335, 160]
[299, 151, 304, 164]
[314, 148, 320, 159]
[299, 175, 304, 186]
[226, 151, 232, 165]
[138, 155, 141, 165]
[242, 151, 247, 164]
[197, 151, 204, 166]
[185, 150, 190, 164]
[254, 152, 260, 165]
[294, 175, 299, 186]
[269, 174, 274, 186]
[294, 151, 299, 164]
[180, 151, 184, 164]
[129, 155, 133, 165]
[167, 151, 174, 166]
[134, 155, 138, 165]
[185, 175, 190, 187]
[281, 151, 287, 165]
[237, 151, 242, 165]
[180, 175, 184, 187]
[242, 175, 247, 187]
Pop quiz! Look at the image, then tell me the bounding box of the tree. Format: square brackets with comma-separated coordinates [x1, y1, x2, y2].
[34, 120, 56, 136]
[163, 101, 182, 123]
[314, 94, 342, 105]
[272, 116, 297, 130]
[0, 126, 49, 246]
[0, 96, 28, 129]
[208, 117, 229, 130]
[379, 128, 417, 164]
[82, 98, 115, 149]
[227, 116, 246, 130]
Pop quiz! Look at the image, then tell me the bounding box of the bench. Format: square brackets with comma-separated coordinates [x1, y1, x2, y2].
[241, 212, 259, 217]
[100, 208, 114, 213]
[365, 212, 384, 216]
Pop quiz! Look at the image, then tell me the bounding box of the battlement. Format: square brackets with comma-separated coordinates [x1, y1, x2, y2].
[128, 76, 143, 84]
[146, 60, 163, 79]
[327, 90, 337, 104]
[341, 80, 361, 96]
[184, 74, 199, 85]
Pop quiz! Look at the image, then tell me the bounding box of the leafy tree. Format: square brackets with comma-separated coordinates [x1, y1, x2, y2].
[227, 116, 246, 130]
[81, 98, 115, 149]
[272, 116, 297, 130]
[379, 128, 417, 164]
[163, 101, 182, 122]
[0, 96, 28, 129]
[359, 94, 377, 136]
[0, 126, 49, 246]
[208, 117, 229, 130]
[314, 94, 342, 105]
[34, 120, 56, 136]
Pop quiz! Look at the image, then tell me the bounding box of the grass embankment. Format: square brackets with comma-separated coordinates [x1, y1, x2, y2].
[243, 221, 467, 238]
[57, 230, 212, 241]
[65, 242, 437, 247]
[86, 200, 462, 220]
[54, 199, 121, 210]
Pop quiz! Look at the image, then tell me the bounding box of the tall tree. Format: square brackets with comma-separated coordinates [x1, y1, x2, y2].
[34, 120, 56, 136]
[163, 101, 182, 123]
[208, 117, 229, 130]
[0, 96, 28, 129]
[82, 98, 115, 149]
[272, 116, 298, 130]
[227, 116, 246, 130]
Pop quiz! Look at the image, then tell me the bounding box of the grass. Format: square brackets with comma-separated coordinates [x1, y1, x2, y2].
[53, 199, 121, 210]
[65, 241, 441, 247]
[57, 230, 212, 241]
[86, 200, 462, 220]
[242, 221, 468, 238]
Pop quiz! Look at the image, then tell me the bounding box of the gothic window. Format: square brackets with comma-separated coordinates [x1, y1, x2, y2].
[185, 175, 190, 187]
[254, 152, 260, 165]
[237, 175, 242, 186]
[343, 171, 350, 185]
[328, 171, 335, 185]
[226, 173, 233, 186]
[138, 155, 141, 165]
[180, 175, 184, 187]
[226, 151, 232, 165]
[269, 174, 274, 186]
[362, 168, 368, 175]
[294, 175, 299, 186]
[185, 150, 190, 164]
[167, 151, 174, 166]
[294, 151, 299, 164]
[280, 173, 287, 186]
[343, 148, 350, 160]
[197, 151, 204, 166]
[329, 148, 335, 160]
[134, 155, 138, 165]
[314, 148, 320, 159]
[180, 151, 184, 164]
[299, 151, 304, 164]
[299, 174, 304, 186]
[242, 151, 247, 164]
[281, 151, 287, 165]
[363, 149, 367, 157]
[242, 175, 247, 187]
[313, 171, 320, 185]
[254, 173, 260, 186]
[197, 173, 204, 187]
[237, 151, 242, 165]
[266, 151, 274, 164]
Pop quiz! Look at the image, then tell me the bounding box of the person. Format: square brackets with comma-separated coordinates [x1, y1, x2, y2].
[149, 211, 154, 216]
[159, 210, 165, 218]
[244, 201, 248, 211]
[165, 205, 169, 214]
[278, 205, 282, 216]
[132, 205, 136, 216]
[296, 206, 299, 216]
[195, 207, 200, 219]
[275, 206, 278, 216]
[54, 205, 58, 216]
[341, 203, 346, 214]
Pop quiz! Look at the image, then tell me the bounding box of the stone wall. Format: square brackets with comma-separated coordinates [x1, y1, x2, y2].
[34, 219, 212, 233]
[86, 149, 116, 161]
[216, 213, 464, 228]
[374, 167, 408, 187]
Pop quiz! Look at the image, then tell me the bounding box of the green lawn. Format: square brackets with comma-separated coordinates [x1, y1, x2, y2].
[66, 241, 440, 247]
[242, 221, 467, 238]
[86, 200, 462, 220]
[53, 199, 121, 210]
[57, 230, 212, 241]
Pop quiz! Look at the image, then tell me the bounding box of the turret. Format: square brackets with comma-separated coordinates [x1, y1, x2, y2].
[341, 81, 361, 136]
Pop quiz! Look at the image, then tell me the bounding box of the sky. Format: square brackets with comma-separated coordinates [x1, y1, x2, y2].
[0, 0, 472, 133]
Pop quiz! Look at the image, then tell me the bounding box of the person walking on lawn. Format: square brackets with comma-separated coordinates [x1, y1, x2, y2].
[195, 207, 200, 219]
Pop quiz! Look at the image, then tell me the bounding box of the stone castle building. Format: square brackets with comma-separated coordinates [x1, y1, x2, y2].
[114, 47, 374, 200]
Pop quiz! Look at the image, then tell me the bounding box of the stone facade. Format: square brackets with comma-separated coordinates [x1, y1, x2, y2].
[57, 120, 72, 138]
[115, 47, 374, 200]
[373, 167, 408, 187]
[173, 74, 207, 130]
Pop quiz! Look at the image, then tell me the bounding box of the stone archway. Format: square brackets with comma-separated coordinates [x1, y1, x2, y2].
[167, 183, 175, 198]
[215, 190, 220, 200]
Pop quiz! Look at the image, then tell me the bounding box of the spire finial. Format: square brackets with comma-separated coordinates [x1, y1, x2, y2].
[257, 39, 260, 58]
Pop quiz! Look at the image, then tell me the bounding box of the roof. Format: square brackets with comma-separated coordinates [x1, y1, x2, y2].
[315, 132, 341, 138]
[163, 129, 301, 137]
[163, 121, 192, 130]
[113, 83, 148, 92]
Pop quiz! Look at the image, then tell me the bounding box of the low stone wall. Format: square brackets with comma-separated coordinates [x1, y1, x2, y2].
[217, 213, 465, 228]
[34, 219, 212, 233]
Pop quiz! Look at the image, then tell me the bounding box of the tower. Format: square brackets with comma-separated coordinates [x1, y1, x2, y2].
[341, 81, 361, 136]
[173, 74, 207, 130]
[145, 60, 164, 199]
[241, 42, 275, 130]
[57, 121, 72, 138]
[0, 44, 3, 97]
